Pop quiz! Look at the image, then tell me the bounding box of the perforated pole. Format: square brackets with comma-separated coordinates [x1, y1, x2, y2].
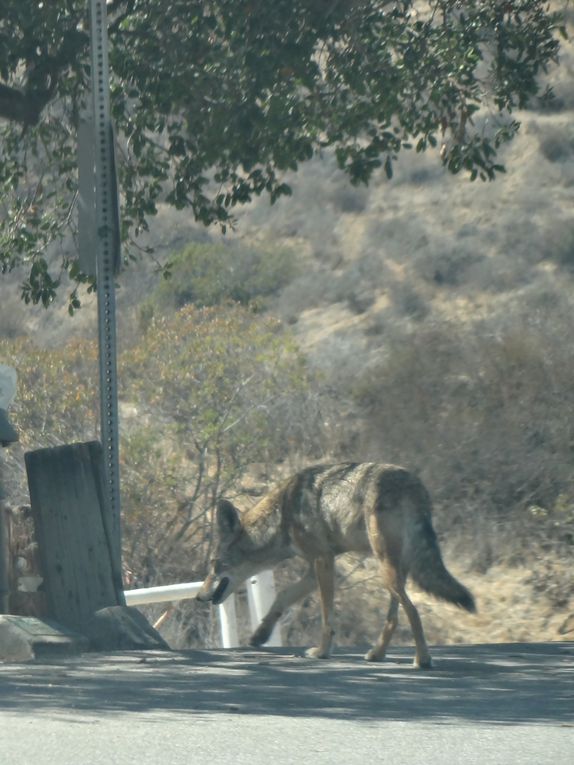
[89, 0, 122, 566]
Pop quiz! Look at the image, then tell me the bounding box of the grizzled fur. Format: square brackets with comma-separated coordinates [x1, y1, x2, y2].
[197, 463, 475, 668]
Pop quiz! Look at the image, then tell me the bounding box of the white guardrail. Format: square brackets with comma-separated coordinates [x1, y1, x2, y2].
[123, 570, 282, 649]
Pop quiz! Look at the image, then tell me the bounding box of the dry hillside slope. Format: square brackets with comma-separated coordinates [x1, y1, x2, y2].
[2, 25, 574, 649]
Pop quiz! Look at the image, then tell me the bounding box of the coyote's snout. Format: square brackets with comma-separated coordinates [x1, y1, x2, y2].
[197, 463, 476, 668]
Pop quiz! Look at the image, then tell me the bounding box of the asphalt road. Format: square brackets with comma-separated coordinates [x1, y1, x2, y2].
[1, 642, 573, 764]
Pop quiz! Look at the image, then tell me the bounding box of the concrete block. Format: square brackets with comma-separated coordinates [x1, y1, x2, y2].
[0, 615, 89, 662]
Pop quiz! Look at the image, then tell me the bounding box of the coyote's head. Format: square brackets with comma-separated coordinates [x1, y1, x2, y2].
[196, 499, 258, 606]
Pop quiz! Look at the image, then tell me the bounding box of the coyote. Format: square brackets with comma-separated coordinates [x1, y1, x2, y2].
[197, 463, 476, 668]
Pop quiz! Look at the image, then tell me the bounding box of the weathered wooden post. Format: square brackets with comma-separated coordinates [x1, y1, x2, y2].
[22, 443, 166, 651]
[25, 441, 124, 631]
[0, 505, 9, 614]
[0, 363, 18, 614]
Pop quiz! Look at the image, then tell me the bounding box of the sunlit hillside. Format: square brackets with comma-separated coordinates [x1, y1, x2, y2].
[2, 18, 574, 649]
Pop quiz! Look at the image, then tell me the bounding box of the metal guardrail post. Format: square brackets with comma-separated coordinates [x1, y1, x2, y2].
[217, 595, 239, 649]
[246, 571, 282, 647]
[124, 572, 281, 649]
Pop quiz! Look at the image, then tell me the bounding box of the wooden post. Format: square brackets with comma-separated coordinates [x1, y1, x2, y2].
[0, 504, 9, 614]
[1, 367, 18, 614]
[25, 441, 125, 631]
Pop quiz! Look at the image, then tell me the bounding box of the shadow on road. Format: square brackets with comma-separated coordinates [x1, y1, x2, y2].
[0, 641, 572, 724]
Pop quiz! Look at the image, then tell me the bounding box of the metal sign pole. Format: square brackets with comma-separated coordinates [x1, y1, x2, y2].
[88, 0, 122, 564]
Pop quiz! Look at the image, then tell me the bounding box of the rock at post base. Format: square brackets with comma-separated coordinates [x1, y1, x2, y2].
[83, 606, 170, 652]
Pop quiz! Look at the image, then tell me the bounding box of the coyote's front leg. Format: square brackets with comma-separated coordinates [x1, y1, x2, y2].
[249, 567, 316, 647]
[305, 556, 335, 659]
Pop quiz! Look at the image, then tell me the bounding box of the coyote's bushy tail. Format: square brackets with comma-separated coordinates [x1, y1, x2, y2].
[408, 518, 476, 613]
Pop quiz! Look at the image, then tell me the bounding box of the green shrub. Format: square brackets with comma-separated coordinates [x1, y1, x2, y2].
[0, 337, 99, 450]
[352, 307, 574, 565]
[0, 337, 99, 504]
[540, 218, 574, 270]
[538, 124, 574, 163]
[120, 303, 326, 584]
[2, 305, 326, 599]
[144, 241, 299, 318]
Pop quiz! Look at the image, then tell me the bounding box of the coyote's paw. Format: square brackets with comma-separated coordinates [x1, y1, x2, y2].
[364, 648, 386, 662]
[413, 655, 433, 670]
[305, 646, 331, 660]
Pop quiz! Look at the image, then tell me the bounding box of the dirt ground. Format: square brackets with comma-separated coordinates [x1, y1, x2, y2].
[260, 553, 573, 655]
[411, 563, 574, 647]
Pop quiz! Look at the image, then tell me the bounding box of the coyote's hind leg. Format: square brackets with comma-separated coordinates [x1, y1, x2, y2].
[365, 594, 399, 662]
[366, 559, 432, 669]
[305, 555, 336, 659]
[397, 585, 432, 669]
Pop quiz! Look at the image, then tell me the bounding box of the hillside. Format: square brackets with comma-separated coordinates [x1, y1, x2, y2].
[2, 25, 574, 650]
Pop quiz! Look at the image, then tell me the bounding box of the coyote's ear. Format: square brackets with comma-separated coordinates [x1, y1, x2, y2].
[216, 499, 241, 536]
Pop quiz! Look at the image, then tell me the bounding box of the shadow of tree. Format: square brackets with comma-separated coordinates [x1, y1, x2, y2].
[0, 642, 572, 725]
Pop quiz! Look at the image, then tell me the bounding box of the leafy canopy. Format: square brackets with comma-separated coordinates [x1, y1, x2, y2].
[0, 0, 566, 308]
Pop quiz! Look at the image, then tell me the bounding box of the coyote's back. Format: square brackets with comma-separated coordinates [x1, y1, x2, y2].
[198, 462, 476, 668]
[281, 462, 475, 610]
